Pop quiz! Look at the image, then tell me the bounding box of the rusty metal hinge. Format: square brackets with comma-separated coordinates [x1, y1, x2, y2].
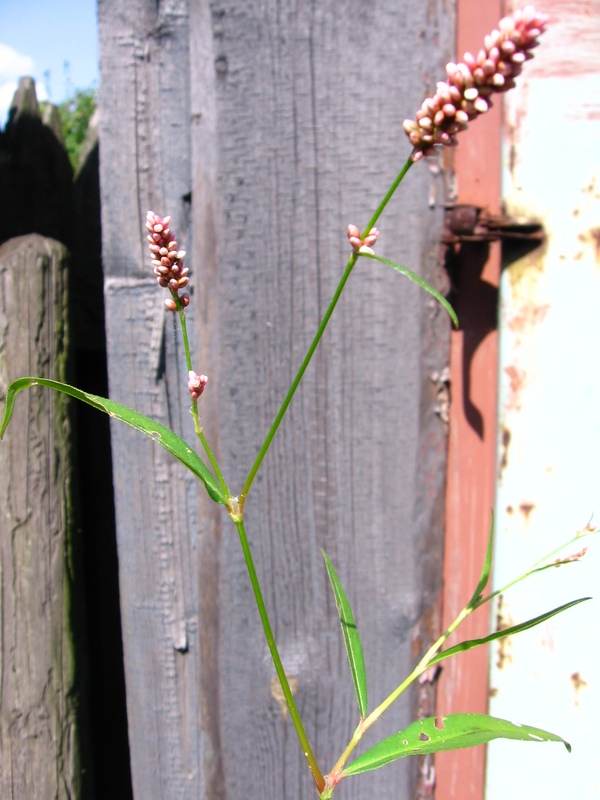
[442, 204, 544, 245]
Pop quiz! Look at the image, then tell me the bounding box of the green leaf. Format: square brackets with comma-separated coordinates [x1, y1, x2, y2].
[358, 252, 458, 327]
[1, 377, 226, 505]
[342, 713, 571, 777]
[428, 597, 591, 666]
[322, 551, 368, 718]
[468, 512, 495, 608]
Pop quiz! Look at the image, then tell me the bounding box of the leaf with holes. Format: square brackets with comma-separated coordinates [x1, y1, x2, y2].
[0, 377, 226, 504]
[342, 713, 571, 777]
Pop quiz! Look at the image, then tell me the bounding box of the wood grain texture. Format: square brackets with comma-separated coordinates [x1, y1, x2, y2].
[98, 0, 202, 796]
[0, 235, 86, 798]
[98, 1, 454, 797]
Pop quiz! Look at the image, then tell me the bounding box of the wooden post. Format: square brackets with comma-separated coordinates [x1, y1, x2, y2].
[0, 235, 88, 798]
[98, 1, 454, 797]
[436, 2, 503, 799]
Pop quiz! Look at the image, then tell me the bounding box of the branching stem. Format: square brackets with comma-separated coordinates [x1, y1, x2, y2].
[239, 156, 414, 511]
[176, 296, 230, 499]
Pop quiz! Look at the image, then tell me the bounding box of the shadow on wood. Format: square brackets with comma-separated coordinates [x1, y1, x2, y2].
[0, 78, 133, 799]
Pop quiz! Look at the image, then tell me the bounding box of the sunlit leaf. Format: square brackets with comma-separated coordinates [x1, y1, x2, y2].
[342, 713, 570, 777]
[323, 551, 368, 718]
[1, 377, 226, 504]
[468, 512, 495, 608]
[428, 597, 590, 666]
[358, 252, 458, 327]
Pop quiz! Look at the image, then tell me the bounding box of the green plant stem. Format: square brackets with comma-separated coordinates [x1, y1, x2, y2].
[325, 525, 599, 785]
[239, 250, 356, 509]
[234, 518, 325, 793]
[327, 602, 472, 783]
[239, 155, 414, 511]
[176, 297, 230, 499]
[475, 526, 597, 610]
[361, 155, 414, 237]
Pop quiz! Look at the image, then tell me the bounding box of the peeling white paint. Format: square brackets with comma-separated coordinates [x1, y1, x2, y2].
[486, 2, 600, 798]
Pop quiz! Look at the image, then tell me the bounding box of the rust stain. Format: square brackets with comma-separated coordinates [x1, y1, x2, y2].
[499, 426, 511, 478]
[504, 364, 527, 410]
[495, 595, 513, 670]
[583, 176, 598, 197]
[413, 604, 441, 659]
[578, 227, 600, 263]
[508, 302, 550, 334]
[506, 243, 547, 288]
[580, 105, 600, 122]
[519, 502, 535, 520]
[570, 671, 588, 707]
[570, 671, 588, 692]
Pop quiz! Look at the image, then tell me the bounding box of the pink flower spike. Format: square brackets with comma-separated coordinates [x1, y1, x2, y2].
[404, 6, 548, 161]
[145, 211, 191, 310]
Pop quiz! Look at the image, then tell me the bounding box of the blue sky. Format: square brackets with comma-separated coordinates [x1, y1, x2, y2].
[0, 0, 98, 127]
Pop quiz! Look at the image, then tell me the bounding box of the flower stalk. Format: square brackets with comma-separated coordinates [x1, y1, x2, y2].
[136, 9, 560, 798]
[403, 5, 549, 160]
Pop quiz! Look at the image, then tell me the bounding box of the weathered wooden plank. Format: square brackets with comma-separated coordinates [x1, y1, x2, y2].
[0, 234, 88, 798]
[98, 0, 453, 797]
[190, 4, 453, 798]
[103, 278, 203, 798]
[98, 2, 201, 795]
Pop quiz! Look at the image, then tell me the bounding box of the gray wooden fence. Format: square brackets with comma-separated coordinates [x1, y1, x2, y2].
[0, 75, 88, 796]
[0, 232, 84, 798]
[98, 1, 453, 799]
[1, 3, 456, 797]
[0, 77, 131, 799]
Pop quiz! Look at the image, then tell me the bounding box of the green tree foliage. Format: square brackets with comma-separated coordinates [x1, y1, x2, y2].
[57, 88, 97, 171]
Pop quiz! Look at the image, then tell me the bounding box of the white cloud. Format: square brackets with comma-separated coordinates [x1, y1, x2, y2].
[0, 43, 35, 82]
[0, 43, 38, 127]
[0, 81, 17, 127]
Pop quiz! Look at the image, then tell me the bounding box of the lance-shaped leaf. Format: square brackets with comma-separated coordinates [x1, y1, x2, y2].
[322, 551, 368, 718]
[428, 597, 590, 667]
[0, 377, 226, 505]
[468, 511, 495, 608]
[342, 713, 571, 777]
[358, 252, 458, 327]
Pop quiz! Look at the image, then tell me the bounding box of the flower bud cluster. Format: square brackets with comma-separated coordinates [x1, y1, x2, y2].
[188, 371, 208, 401]
[347, 224, 380, 255]
[403, 5, 548, 161]
[553, 546, 588, 565]
[145, 211, 190, 311]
